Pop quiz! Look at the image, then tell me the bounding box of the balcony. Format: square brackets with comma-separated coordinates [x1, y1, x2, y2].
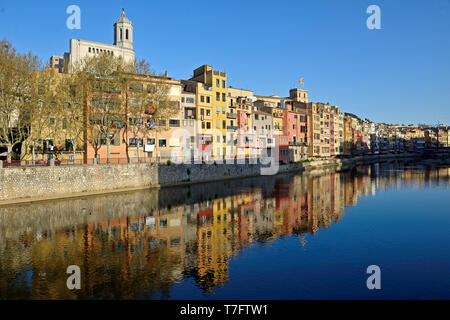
[227, 112, 237, 119]
[227, 126, 238, 131]
[289, 141, 306, 146]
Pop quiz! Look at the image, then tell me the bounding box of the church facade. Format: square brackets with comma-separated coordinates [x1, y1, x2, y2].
[50, 10, 136, 73]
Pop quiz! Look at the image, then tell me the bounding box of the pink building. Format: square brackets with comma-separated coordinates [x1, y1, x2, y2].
[284, 102, 308, 145]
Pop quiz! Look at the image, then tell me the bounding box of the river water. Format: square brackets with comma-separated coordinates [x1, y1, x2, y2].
[0, 161, 449, 299]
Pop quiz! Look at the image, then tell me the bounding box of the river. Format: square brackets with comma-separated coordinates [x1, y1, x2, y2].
[0, 161, 449, 299]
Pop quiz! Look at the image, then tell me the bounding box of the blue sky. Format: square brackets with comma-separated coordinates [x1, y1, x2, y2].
[1, 0, 449, 125]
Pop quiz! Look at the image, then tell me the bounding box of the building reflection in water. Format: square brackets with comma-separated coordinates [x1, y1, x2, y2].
[0, 162, 449, 299]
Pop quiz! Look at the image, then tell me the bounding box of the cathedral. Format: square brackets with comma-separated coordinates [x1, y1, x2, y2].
[50, 9, 136, 73]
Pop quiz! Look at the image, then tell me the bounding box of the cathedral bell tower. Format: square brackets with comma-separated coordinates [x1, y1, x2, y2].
[114, 9, 133, 50]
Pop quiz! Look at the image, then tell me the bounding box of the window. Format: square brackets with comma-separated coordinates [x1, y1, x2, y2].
[206, 109, 211, 116]
[129, 138, 143, 147]
[126, 29, 129, 40]
[216, 79, 220, 87]
[128, 98, 142, 107]
[65, 139, 74, 151]
[206, 122, 211, 129]
[216, 106, 220, 114]
[216, 92, 220, 101]
[49, 117, 56, 126]
[200, 108, 204, 116]
[217, 135, 220, 143]
[222, 106, 226, 114]
[222, 80, 226, 88]
[159, 139, 167, 147]
[206, 96, 210, 103]
[147, 85, 156, 93]
[169, 119, 180, 127]
[217, 120, 220, 129]
[120, 28, 123, 40]
[223, 120, 226, 128]
[201, 95, 205, 103]
[222, 93, 226, 102]
[130, 83, 143, 92]
[147, 138, 155, 145]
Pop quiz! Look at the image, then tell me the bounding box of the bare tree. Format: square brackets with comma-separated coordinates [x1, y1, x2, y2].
[57, 73, 85, 163]
[21, 67, 63, 162]
[122, 58, 176, 162]
[134, 58, 153, 74]
[71, 53, 131, 163]
[0, 39, 40, 163]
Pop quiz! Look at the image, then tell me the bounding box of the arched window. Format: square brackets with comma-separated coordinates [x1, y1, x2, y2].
[126, 29, 129, 40]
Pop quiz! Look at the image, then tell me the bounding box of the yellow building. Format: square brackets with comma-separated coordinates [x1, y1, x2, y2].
[183, 65, 228, 159]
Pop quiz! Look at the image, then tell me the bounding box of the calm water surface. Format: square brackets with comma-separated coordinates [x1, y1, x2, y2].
[1, 161, 450, 299]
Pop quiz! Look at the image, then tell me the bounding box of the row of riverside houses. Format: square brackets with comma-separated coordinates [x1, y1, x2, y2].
[4, 10, 449, 165]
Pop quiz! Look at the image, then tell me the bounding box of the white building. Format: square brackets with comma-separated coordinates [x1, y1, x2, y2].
[51, 9, 136, 73]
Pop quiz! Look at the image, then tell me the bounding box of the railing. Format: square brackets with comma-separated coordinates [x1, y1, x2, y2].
[289, 142, 307, 146]
[0, 154, 279, 168]
[1, 160, 55, 168]
[0, 157, 157, 167]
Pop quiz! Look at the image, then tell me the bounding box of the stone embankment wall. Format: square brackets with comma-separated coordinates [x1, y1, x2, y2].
[0, 153, 420, 203]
